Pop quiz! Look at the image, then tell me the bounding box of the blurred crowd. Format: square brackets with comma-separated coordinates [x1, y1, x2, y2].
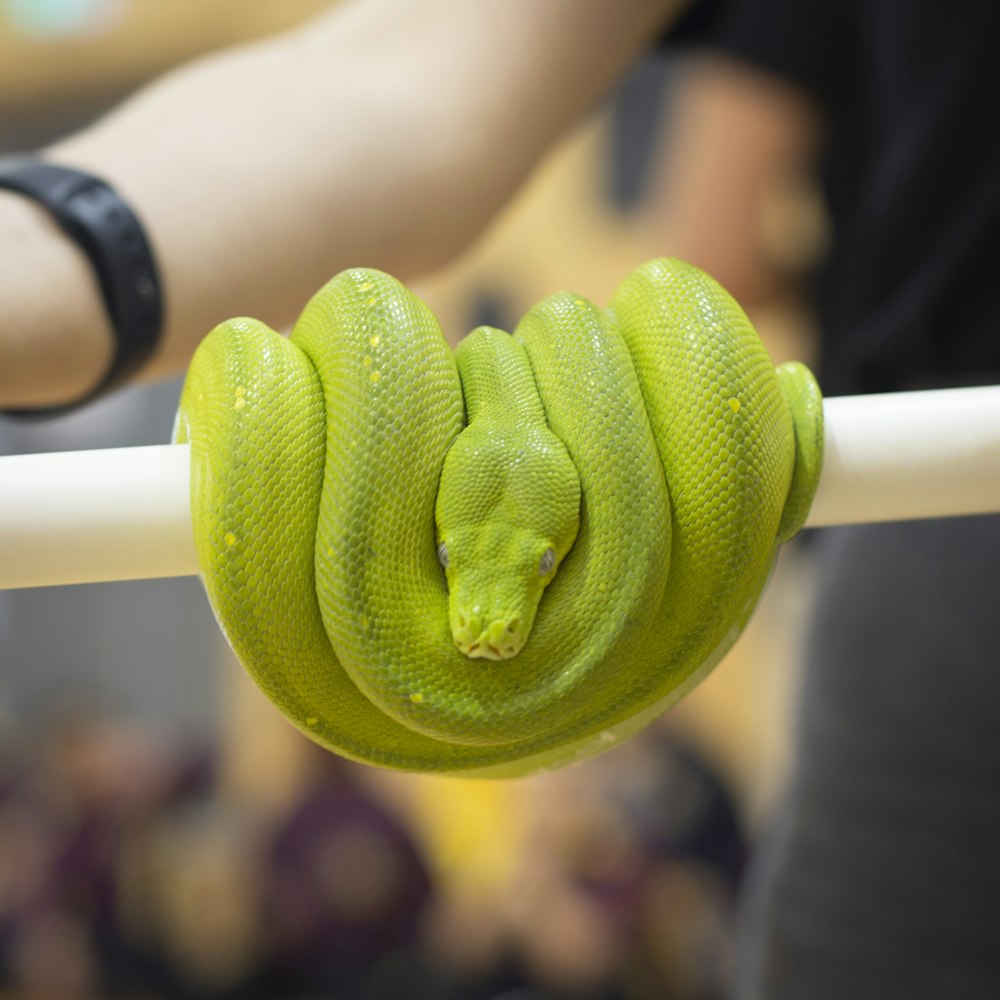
[0, 708, 744, 1000]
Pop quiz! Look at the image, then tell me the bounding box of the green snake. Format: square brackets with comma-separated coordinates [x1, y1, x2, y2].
[174, 258, 823, 778]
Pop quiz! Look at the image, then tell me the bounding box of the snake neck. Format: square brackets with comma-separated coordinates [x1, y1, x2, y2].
[455, 326, 548, 428]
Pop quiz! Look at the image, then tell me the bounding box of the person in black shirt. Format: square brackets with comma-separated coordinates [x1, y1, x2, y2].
[662, 4, 1000, 997]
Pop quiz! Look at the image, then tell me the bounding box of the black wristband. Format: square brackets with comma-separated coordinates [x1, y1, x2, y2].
[0, 158, 164, 418]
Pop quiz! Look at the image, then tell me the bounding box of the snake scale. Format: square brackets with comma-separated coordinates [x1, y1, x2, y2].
[175, 258, 823, 778]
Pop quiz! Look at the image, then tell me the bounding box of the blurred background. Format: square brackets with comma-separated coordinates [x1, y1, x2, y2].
[0, 2, 826, 997]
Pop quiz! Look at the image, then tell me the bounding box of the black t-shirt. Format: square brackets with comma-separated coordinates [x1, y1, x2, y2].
[668, 0, 1000, 395]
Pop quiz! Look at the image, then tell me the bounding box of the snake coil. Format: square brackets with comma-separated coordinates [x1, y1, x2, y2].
[175, 258, 822, 777]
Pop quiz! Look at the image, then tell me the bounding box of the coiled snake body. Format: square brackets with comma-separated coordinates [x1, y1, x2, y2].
[175, 258, 822, 777]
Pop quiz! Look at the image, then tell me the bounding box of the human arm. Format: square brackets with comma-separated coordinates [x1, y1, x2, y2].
[0, 0, 686, 409]
[646, 53, 823, 310]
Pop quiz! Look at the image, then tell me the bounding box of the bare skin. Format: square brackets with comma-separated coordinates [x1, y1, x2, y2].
[645, 54, 823, 307]
[0, 0, 687, 409]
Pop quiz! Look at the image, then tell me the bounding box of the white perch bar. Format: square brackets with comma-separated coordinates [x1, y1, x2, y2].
[809, 385, 1000, 526]
[1, 385, 999, 589]
[0, 444, 194, 589]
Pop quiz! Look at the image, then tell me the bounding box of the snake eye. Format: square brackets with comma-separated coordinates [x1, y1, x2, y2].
[539, 547, 556, 575]
[437, 542, 450, 569]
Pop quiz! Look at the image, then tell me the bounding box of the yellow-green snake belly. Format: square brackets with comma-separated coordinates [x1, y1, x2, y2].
[174, 258, 823, 778]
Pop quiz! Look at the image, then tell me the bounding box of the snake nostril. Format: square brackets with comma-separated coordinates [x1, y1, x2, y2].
[454, 614, 527, 660]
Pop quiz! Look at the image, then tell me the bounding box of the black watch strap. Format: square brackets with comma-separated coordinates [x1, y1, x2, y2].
[0, 158, 164, 418]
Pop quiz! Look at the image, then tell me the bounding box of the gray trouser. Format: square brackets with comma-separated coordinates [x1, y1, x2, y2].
[737, 517, 1000, 1000]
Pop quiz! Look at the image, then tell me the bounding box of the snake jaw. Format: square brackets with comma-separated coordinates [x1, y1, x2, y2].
[440, 526, 555, 662]
[453, 613, 526, 660]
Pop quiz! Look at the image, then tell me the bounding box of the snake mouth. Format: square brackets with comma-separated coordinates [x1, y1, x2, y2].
[454, 615, 525, 660]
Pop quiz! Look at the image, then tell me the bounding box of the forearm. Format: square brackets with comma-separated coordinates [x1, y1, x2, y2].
[0, 0, 683, 408]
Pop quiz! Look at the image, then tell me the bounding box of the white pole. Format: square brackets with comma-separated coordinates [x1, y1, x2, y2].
[0, 444, 194, 589]
[807, 385, 1000, 527]
[1, 385, 999, 589]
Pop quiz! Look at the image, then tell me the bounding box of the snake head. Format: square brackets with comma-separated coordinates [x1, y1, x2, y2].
[435, 423, 581, 660]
